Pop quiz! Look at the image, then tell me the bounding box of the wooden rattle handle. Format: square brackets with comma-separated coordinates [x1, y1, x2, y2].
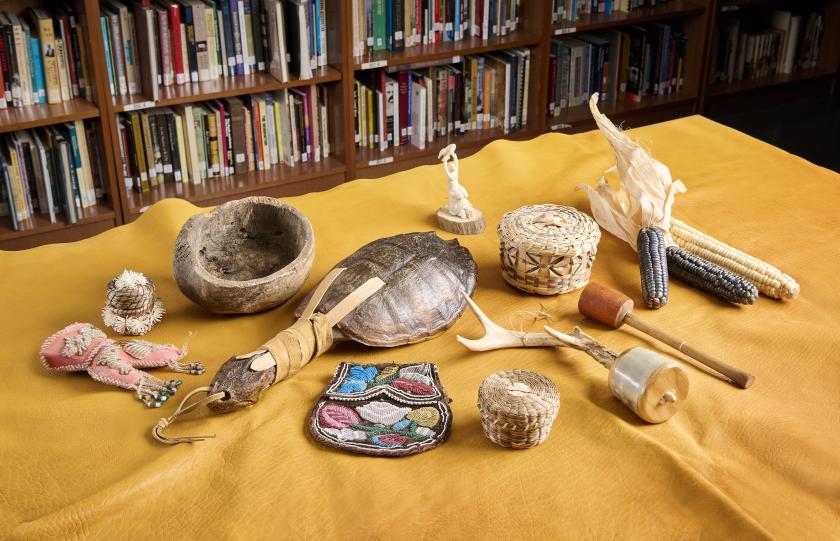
[623, 313, 755, 389]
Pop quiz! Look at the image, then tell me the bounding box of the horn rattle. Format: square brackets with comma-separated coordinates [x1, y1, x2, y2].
[457, 293, 688, 423]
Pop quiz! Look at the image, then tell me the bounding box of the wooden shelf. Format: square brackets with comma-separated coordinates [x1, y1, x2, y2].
[550, 92, 696, 130]
[553, 0, 706, 34]
[112, 67, 342, 112]
[707, 67, 836, 98]
[0, 201, 115, 242]
[0, 99, 100, 135]
[124, 156, 346, 215]
[352, 31, 541, 70]
[356, 127, 535, 170]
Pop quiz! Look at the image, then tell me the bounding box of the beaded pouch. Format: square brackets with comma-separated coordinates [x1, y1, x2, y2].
[309, 362, 452, 457]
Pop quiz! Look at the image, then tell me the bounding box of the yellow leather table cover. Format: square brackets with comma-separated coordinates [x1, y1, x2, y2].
[2, 116, 838, 540]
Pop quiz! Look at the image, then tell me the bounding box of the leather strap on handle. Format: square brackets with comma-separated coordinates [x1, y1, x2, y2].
[250, 274, 386, 385]
[152, 386, 226, 444]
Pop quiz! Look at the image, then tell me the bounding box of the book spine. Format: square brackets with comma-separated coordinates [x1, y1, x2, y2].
[252, 0, 265, 71]
[393, 0, 404, 51]
[55, 37, 71, 102]
[193, 4, 209, 82]
[159, 113, 175, 182]
[30, 37, 45, 104]
[74, 120, 95, 205]
[158, 9, 174, 86]
[220, 0, 236, 77]
[172, 111, 190, 183]
[7, 143, 30, 221]
[236, 1, 249, 75]
[106, 13, 127, 96]
[215, 6, 228, 78]
[59, 16, 79, 98]
[242, 0, 256, 73]
[129, 112, 150, 191]
[373, 0, 386, 50]
[0, 27, 12, 105]
[170, 4, 185, 85]
[204, 6, 218, 80]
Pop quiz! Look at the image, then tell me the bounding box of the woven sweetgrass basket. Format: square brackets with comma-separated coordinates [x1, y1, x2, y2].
[497, 204, 601, 295]
[478, 369, 560, 449]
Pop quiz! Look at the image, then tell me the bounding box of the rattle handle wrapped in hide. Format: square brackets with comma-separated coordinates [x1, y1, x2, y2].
[251, 314, 334, 384]
[250, 275, 386, 384]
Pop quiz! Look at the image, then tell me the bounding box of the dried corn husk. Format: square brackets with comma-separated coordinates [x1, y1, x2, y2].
[576, 94, 798, 300]
[576, 94, 686, 251]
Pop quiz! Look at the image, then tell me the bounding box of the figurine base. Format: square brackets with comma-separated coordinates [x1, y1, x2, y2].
[437, 208, 486, 235]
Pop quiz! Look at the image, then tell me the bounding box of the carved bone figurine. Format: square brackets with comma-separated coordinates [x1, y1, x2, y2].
[456, 294, 688, 423]
[436, 144, 485, 235]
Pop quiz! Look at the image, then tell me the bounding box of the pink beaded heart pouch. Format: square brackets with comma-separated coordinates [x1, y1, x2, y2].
[309, 362, 452, 457]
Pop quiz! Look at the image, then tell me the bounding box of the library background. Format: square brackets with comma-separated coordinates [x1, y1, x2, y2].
[0, 0, 837, 250]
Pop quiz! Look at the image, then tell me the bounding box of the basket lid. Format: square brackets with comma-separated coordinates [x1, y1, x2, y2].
[497, 204, 601, 256]
[478, 369, 560, 424]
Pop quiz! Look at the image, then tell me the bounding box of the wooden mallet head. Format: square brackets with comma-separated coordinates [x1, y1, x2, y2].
[578, 282, 634, 329]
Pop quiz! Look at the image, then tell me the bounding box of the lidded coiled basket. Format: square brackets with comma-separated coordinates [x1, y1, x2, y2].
[498, 204, 600, 295]
[102, 270, 164, 336]
[478, 369, 560, 449]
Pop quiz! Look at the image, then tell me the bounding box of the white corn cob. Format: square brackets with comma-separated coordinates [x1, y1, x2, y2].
[670, 218, 799, 300]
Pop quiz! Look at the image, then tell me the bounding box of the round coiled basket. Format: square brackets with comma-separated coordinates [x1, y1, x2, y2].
[477, 369, 560, 449]
[497, 204, 601, 295]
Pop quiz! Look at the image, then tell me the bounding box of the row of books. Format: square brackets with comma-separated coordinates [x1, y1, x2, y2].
[0, 8, 92, 109]
[354, 48, 530, 151]
[102, 0, 327, 101]
[351, 0, 522, 58]
[713, 10, 824, 85]
[552, 0, 672, 23]
[548, 25, 686, 117]
[1, 122, 106, 231]
[116, 85, 330, 192]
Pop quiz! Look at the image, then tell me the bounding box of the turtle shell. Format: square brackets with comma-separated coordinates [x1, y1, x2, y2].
[295, 232, 477, 347]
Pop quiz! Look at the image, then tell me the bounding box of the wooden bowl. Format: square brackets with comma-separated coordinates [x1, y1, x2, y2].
[173, 196, 315, 314]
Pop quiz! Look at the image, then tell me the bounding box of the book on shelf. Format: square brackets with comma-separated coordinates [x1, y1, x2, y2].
[115, 84, 330, 192]
[353, 47, 530, 153]
[712, 9, 824, 85]
[106, 0, 328, 102]
[0, 7, 91, 110]
[0, 121, 106, 232]
[352, 0, 521, 59]
[548, 24, 686, 119]
[552, 0, 673, 23]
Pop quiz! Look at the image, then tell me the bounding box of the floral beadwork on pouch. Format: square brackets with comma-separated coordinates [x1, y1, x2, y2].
[309, 362, 452, 457]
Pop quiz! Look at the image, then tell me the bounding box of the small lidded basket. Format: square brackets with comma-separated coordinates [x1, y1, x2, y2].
[478, 369, 560, 449]
[498, 204, 601, 295]
[102, 270, 165, 336]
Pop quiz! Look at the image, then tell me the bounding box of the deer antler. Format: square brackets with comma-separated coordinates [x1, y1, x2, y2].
[456, 291, 618, 368]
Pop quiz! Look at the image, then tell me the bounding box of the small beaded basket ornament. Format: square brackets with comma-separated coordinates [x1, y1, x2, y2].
[102, 270, 165, 336]
[39, 323, 205, 407]
[309, 362, 452, 457]
[498, 204, 601, 295]
[478, 369, 560, 449]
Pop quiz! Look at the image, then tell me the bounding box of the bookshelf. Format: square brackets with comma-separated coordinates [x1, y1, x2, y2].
[700, 0, 840, 115]
[1, 0, 838, 249]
